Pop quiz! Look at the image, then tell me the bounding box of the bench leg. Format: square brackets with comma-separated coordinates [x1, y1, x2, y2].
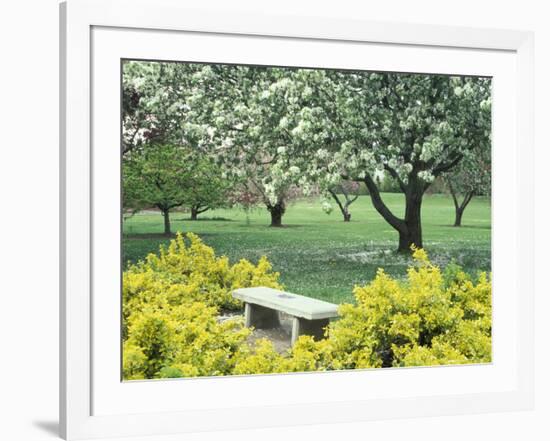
[244, 303, 280, 329]
[291, 317, 330, 345]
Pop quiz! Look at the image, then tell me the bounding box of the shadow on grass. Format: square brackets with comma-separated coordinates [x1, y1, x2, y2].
[235, 224, 306, 229]
[174, 217, 235, 222]
[124, 232, 219, 240]
[123, 232, 177, 239]
[437, 224, 491, 230]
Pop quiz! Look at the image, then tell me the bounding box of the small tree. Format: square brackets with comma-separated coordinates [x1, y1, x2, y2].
[445, 146, 491, 227]
[184, 158, 233, 220]
[227, 182, 264, 225]
[123, 144, 192, 236]
[327, 181, 360, 222]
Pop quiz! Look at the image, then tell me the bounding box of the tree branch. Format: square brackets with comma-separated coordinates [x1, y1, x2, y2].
[432, 153, 463, 175]
[363, 174, 406, 233]
[328, 188, 346, 216]
[447, 179, 460, 210]
[384, 164, 407, 193]
[347, 193, 360, 205]
[461, 190, 475, 211]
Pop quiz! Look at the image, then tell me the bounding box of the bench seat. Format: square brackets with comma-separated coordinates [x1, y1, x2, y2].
[232, 287, 339, 344]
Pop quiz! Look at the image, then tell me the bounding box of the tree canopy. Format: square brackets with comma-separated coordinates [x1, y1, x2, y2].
[123, 143, 231, 234]
[445, 143, 491, 227]
[122, 60, 491, 249]
[123, 143, 190, 235]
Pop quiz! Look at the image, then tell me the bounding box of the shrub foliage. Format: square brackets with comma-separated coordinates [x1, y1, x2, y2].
[123, 233, 281, 379]
[123, 236, 491, 380]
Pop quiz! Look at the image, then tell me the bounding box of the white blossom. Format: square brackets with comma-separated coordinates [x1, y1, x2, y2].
[417, 170, 435, 183]
[221, 137, 234, 148]
[316, 148, 329, 160]
[279, 117, 290, 129]
[289, 166, 300, 175]
[321, 200, 333, 214]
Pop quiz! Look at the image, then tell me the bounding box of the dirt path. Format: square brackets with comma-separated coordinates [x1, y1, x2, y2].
[218, 312, 293, 353]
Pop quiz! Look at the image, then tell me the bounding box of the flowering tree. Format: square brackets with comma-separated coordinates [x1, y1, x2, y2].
[282, 71, 492, 251]
[122, 62, 189, 154]
[123, 62, 310, 226]
[122, 62, 238, 222]
[444, 145, 491, 227]
[441, 77, 492, 227]
[123, 61, 491, 248]
[226, 181, 264, 225]
[170, 65, 319, 226]
[327, 181, 361, 222]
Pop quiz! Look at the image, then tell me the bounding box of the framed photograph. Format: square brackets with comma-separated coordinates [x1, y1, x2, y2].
[60, 0, 534, 439]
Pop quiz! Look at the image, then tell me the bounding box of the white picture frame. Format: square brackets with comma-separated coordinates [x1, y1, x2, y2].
[60, 0, 534, 439]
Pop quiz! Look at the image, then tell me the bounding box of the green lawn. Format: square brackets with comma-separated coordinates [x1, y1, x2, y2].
[123, 193, 491, 304]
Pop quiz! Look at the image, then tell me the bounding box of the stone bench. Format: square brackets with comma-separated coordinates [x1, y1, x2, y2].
[232, 286, 339, 345]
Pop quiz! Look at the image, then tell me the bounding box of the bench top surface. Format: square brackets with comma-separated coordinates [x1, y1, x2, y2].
[232, 287, 339, 320]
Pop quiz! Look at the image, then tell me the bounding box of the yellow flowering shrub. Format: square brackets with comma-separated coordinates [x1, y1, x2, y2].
[124, 232, 281, 311]
[123, 301, 251, 379]
[122, 233, 281, 379]
[232, 336, 324, 375]
[225, 248, 492, 374]
[232, 339, 285, 375]
[322, 247, 492, 369]
[123, 236, 491, 380]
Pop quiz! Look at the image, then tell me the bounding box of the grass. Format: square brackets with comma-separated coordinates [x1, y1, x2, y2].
[123, 193, 491, 304]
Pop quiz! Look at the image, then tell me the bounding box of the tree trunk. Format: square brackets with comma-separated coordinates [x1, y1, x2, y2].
[162, 209, 172, 236]
[162, 208, 171, 236]
[268, 201, 285, 227]
[363, 174, 424, 253]
[449, 184, 474, 228]
[329, 188, 354, 222]
[454, 207, 464, 227]
[397, 184, 424, 252]
[397, 208, 422, 252]
[190, 205, 210, 220]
